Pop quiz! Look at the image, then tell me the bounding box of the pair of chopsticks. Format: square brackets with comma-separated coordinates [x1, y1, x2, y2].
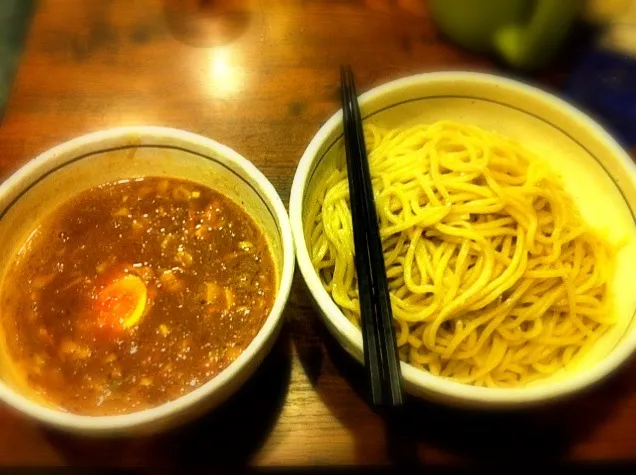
[340, 65, 404, 408]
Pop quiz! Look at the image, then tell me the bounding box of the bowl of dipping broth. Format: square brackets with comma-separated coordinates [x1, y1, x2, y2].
[290, 71, 636, 409]
[0, 126, 295, 435]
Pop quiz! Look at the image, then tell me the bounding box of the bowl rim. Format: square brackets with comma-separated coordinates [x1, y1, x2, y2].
[289, 71, 636, 406]
[0, 125, 295, 432]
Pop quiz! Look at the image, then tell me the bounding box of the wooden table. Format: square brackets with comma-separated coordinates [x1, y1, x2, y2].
[0, 0, 635, 469]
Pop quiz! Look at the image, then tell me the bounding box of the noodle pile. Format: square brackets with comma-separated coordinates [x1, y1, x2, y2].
[305, 120, 615, 387]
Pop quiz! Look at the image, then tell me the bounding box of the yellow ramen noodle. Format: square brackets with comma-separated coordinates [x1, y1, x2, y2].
[305, 120, 615, 388]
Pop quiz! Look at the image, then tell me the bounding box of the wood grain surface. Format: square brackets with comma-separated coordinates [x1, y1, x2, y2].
[0, 0, 635, 468]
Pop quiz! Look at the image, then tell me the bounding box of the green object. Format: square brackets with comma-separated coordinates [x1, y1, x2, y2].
[430, 0, 582, 70]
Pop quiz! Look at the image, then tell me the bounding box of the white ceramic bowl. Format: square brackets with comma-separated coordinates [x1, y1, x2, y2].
[0, 126, 295, 435]
[290, 71, 636, 409]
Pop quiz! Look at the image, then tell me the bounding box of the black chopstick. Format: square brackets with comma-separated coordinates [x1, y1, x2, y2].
[340, 65, 404, 408]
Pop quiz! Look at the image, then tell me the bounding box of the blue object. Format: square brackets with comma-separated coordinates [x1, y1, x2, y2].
[566, 46, 636, 148]
[0, 0, 34, 119]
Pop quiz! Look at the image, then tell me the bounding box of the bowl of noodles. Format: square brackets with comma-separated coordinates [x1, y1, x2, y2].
[289, 71, 636, 408]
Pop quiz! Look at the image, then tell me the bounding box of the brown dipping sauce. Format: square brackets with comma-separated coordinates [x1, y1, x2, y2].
[0, 177, 276, 415]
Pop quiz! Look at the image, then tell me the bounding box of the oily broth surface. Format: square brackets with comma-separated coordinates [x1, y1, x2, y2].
[0, 177, 276, 415]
